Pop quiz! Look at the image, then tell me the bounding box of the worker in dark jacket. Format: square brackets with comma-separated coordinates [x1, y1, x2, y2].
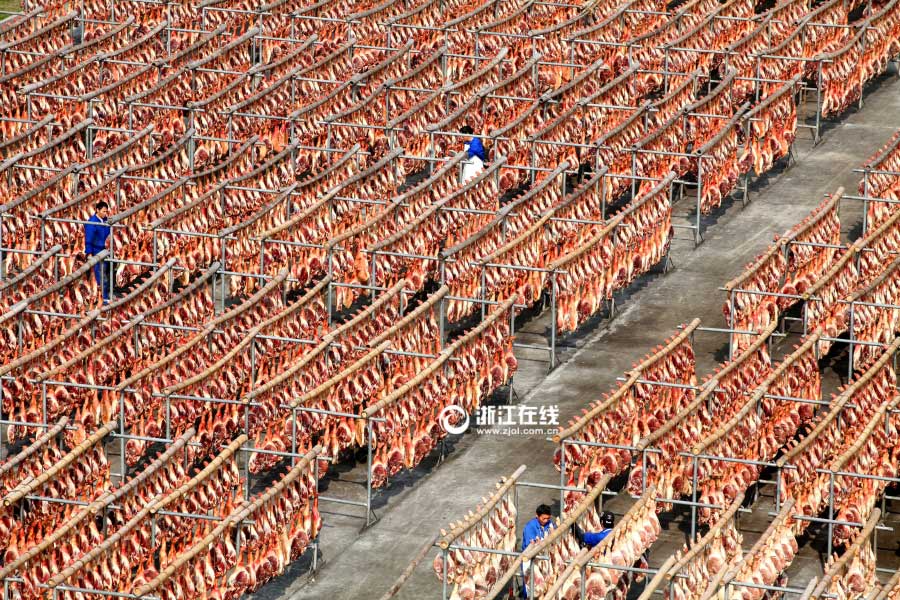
[571, 511, 615, 548]
[84, 200, 112, 303]
[572, 512, 650, 582]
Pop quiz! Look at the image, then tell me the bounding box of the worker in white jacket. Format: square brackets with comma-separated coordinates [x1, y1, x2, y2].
[460, 125, 485, 181]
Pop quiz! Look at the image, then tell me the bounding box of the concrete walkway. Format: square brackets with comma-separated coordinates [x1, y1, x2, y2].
[257, 70, 900, 600]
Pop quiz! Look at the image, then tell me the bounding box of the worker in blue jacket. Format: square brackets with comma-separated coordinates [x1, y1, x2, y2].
[522, 504, 555, 552]
[520, 504, 555, 598]
[84, 200, 112, 304]
[460, 125, 486, 161]
[460, 125, 486, 181]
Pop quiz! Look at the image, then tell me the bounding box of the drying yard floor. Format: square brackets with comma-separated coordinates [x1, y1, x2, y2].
[0, 1, 21, 18]
[249, 69, 900, 600]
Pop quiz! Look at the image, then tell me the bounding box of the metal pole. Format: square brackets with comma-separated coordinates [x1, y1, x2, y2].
[827, 471, 835, 557]
[366, 418, 375, 526]
[559, 441, 568, 509]
[691, 454, 699, 539]
[550, 272, 557, 369]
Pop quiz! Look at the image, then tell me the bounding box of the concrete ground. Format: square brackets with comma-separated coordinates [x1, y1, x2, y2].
[252, 68, 900, 600]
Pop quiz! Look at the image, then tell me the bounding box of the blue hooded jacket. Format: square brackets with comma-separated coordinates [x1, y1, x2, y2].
[466, 136, 486, 162]
[84, 214, 111, 255]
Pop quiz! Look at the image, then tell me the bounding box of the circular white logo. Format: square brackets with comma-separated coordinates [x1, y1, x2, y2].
[439, 405, 469, 435]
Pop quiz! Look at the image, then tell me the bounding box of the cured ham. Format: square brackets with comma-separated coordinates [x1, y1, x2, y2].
[555, 322, 698, 508]
[433, 466, 522, 598]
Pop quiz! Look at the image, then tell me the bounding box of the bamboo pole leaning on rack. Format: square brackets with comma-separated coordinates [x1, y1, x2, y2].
[289, 341, 392, 410]
[555, 318, 701, 445]
[541, 58, 607, 105]
[442, 295, 518, 354]
[635, 377, 717, 454]
[97, 427, 195, 511]
[698, 498, 797, 600]
[691, 385, 762, 456]
[0, 114, 54, 158]
[115, 267, 290, 393]
[3, 418, 119, 506]
[132, 445, 322, 599]
[637, 322, 776, 454]
[363, 295, 517, 419]
[115, 322, 214, 392]
[47, 500, 163, 590]
[63, 125, 155, 180]
[830, 396, 900, 474]
[0, 416, 68, 481]
[776, 335, 900, 471]
[35, 313, 146, 384]
[543, 547, 593, 599]
[293, 144, 361, 192]
[140, 260, 220, 317]
[379, 533, 441, 600]
[0, 310, 97, 376]
[483, 473, 614, 599]
[244, 337, 334, 404]
[330, 279, 408, 333]
[873, 564, 900, 600]
[696, 330, 821, 458]
[248, 281, 404, 402]
[546, 208, 620, 278]
[632, 318, 701, 376]
[861, 128, 900, 174]
[846, 255, 900, 366]
[163, 325, 261, 396]
[367, 160, 506, 256]
[7, 249, 109, 310]
[553, 372, 641, 444]
[445, 47, 509, 95]
[351, 41, 414, 88]
[478, 210, 554, 274]
[808, 509, 881, 600]
[636, 556, 678, 600]
[0, 428, 194, 580]
[543, 485, 660, 599]
[847, 254, 900, 306]
[855, 196, 900, 254]
[721, 241, 786, 294]
[212, 267, 289, 321]
[765, 330, 821, 389]
[782, 186, 842, 246]
[34, 263, 192, 383]
[0, 244, 62, 296]
[367, 285, 448, 348]
[101, 258, 177, 312]
[0, 162, 78, 227]
[635, 493, 745, 600]
[256, 275, 331, 332]
[667, 492, 745, 573]
[321, 150, 467, 257]
[437, 464, 527, 550]
[360, 350, 452, 418]
[0, 116, 90, 178]
[150, 434, 248, 517]
[121, 118, 190, 175]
